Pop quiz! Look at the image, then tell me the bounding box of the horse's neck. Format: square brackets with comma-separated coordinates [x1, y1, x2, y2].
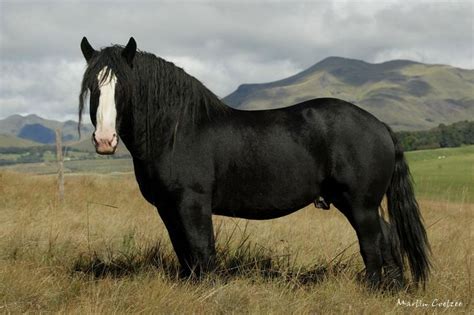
[124, 101, 171, 161]
[124, 69, 227, 160]
[120, 93, 152, 160]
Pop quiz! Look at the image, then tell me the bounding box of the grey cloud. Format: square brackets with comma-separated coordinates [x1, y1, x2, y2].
[0, 59, 85, 120]
[0, 0, 472, 120]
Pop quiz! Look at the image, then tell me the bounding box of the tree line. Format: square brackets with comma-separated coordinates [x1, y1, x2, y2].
[396, 120, 474, 151]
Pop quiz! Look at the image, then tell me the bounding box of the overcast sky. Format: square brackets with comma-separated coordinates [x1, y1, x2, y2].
[0, 0, 473, 121]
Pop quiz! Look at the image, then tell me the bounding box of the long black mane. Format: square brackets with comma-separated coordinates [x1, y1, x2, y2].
[79, 45, 230, 146]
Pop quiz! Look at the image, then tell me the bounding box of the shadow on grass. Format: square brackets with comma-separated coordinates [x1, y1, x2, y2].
[72, 230, 354, 286]
[72, 241, 180, 279]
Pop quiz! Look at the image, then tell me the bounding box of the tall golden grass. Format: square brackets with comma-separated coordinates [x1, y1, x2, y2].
[0, 171, 471, 313]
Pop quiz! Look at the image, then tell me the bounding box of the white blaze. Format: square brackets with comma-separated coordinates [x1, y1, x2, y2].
[96, 67, 117, 139]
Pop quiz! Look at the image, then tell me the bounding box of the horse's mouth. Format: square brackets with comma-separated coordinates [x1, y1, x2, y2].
[95, 145, 117, 155]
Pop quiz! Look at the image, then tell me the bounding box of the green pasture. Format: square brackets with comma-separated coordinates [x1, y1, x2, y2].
[406, 145, 473, 202]
[0, 153, 22, 161]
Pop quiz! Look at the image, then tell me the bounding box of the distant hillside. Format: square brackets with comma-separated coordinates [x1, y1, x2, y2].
[0, 134, 41, 148]
[0, 114, 131, 156]
[223, 57, 474, 130]
[18, 124, 56, 143]
[0, 114, 93, 144]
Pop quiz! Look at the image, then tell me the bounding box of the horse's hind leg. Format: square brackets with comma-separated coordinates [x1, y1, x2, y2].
[379, 217, 404, 289]
[335, 199, 384, 288]
[352, 206, 384, 287]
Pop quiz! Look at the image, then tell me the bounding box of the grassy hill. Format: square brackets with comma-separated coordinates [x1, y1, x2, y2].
[0, 134, 41, 148]
[224, 57, 474, 130]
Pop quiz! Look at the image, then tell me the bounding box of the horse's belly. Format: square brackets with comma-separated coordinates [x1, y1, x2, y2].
[212, 203, 310, 220]
[212, 180, 318, 220]
[212, 135, 323, 219]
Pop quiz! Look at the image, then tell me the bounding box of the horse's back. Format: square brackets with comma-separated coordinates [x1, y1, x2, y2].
[271, 97, 395, 163]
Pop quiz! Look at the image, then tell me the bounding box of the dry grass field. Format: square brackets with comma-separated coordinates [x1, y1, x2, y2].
[1, 145, 473, 313]
[0, 168, 471, 314]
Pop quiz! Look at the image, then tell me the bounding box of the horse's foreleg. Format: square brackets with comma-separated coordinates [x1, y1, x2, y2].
[158, 191, 216, 277]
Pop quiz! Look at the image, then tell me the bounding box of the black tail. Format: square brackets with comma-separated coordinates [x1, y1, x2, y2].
[384, 124, 431, 286]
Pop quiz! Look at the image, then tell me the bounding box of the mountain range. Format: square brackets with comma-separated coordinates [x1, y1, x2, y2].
[0, 56, 473, 147]
[0, 114, 92, 145]
[223, 57, 474, 130]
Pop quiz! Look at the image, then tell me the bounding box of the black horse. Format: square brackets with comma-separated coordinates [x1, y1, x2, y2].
[79, 37, 430, 289]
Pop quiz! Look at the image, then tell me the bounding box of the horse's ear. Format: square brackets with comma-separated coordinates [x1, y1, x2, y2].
[122, 37, 137, 67]
[80, 37, 96, 62]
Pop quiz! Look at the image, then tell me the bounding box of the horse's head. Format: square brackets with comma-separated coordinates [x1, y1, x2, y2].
[79, 37, 136, 155]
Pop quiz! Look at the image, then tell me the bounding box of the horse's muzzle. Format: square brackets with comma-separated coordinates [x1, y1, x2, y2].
[92, 132, 118, 155]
